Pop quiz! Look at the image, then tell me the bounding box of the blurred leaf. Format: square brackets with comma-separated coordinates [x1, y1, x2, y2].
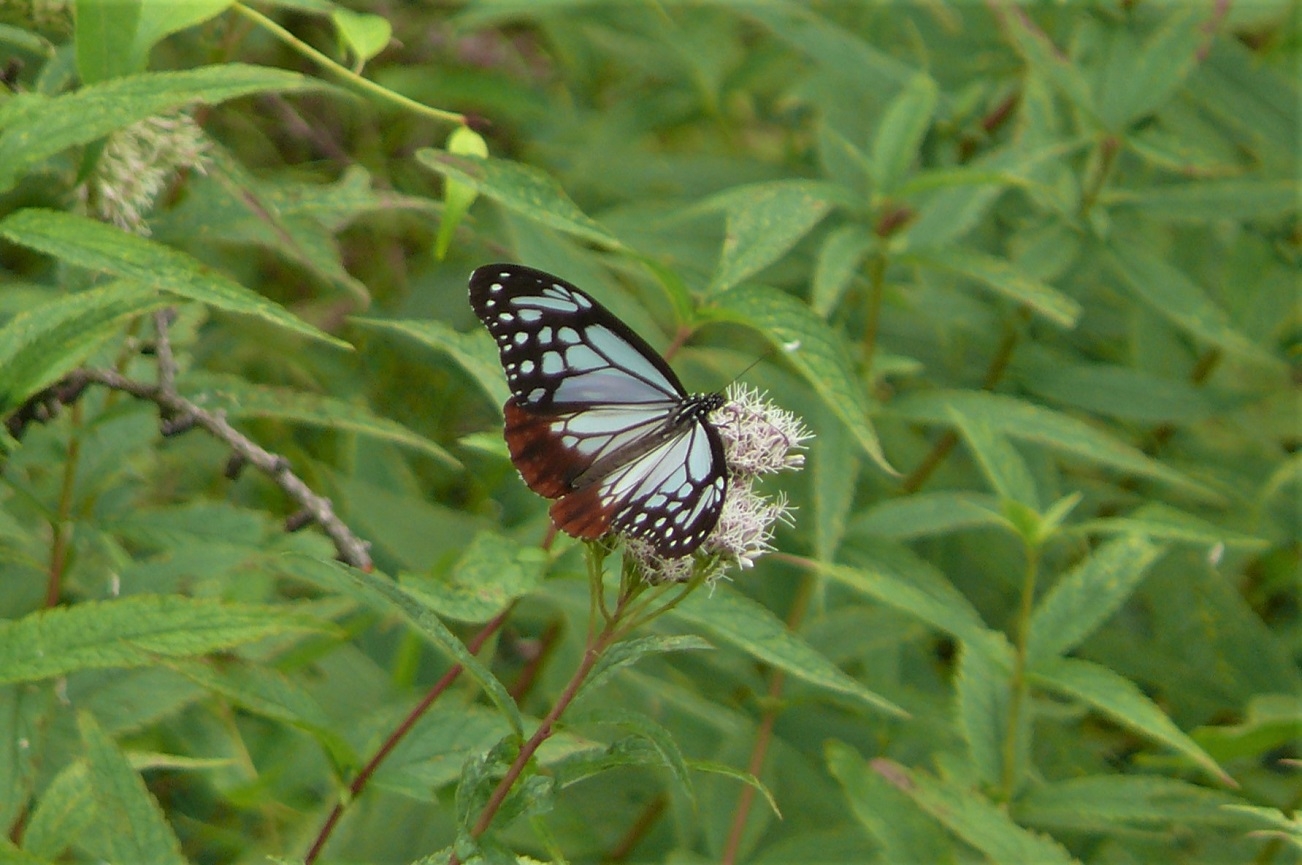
[1191, 693, 1302, 763]
[671, 586, 906, 718]
[1112, 179, 1298, 221]
[1073, 502, 1267, 550]
[1106, 240, 1282, 370]
[851, 492, 1008, 540]
[811, 407, 860, 561]
[352, 316, 508, 412]
[902, 246, 1081, 327]
[1026, 535, 1163, 663]
[78, 712, 187, 865]
[0, 686, 50, 833]
[181, 371, 458, 467]
[1220, 805, 1302, 850]
[872, 758, 1077, 864]
[870, 72, 937, 193]
[0, 280, 169, 414]
[0, 596, 331, 684]
[332, 9, 392, 65]
[580, 634, 712, 701]
[75, 0, 142, 83]
[1097, 7, 1208, 129]
[889, 390, 1214, 500]
[826, 741, 954, 865]
[0, 64, 321, 193]
[436, 126, 489, 259]
[1030, 657, 1229, 785]
[400, 531, 546, 623]
[132, 1, 231, 71]
[956, 640, 1024, 791]
[994, 2, 1097, 122]
[811, 224, 871, 318]
[21, 763, 94, 861]
[569, 707, 694, 805]
[0, 209, 350, 348]
[702, 180, 836, 294]
[948, 405, 1039, 509]
[1016, 775, 1253, 834]
[417, 150, 622, 250]
[704, 283, 892, 473]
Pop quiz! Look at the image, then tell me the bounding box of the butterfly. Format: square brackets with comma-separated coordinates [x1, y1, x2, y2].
[469, 263, 728, 557]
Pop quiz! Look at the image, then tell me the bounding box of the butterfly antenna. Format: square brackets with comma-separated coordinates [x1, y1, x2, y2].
[725, 340, 800, 389]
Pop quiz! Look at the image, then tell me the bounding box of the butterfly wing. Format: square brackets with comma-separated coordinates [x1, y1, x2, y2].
[470, 264, 727, 556]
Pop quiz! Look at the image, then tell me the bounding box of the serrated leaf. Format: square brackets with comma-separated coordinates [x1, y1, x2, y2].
[0, 280, 169, 413]
[1106, 240, 1282, 369]
[870, 73, 937, 192]
[1026, 536, 1163, 663]
[702, 180, 835, 294]
[902, 246, 1081, 327]
[1073, 502, 1266, 549]
[888, 390, 1213, 500]
[181, 371, 457, 467]
[1030, 656, 1229, 785]
[1192, 693, 1302, 763]
[579, 634, 713, 701]
[826, 741, 955, 865]
[78, 712, 186, 865]
[994, 3, 1097, 123]
[0, 209, 349, 348]
[671, 586, 906, 718]
[567, 708, 694, 805]
[0, 64, 321, 193]
[416, 150, 621, 250]
[703, 282, 891, 473]
[0, 596, 330, 685]
[0, 686, 50, 833]
[851, 492, 1008, 540]
[1097, 6, 1208, 129]
[873, 758, 1077, 865]
[371, 705, 513, 798]
[21, 762, 94, 860]
[353, 316, 508, 413]
[400, 531, 546, 623]
[282, 556, 522, 735]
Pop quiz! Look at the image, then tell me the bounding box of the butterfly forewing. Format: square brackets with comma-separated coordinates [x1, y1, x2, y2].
[470, 264, 728, 557]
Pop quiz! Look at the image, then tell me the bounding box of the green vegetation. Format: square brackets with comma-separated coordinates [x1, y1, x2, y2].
[0, 2, 1297, 863]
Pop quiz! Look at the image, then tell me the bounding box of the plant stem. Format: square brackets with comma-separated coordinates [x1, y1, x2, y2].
[45, 400, 83, 607]
[230, 3, 465, 127]
[1000, 542, 1040, 800]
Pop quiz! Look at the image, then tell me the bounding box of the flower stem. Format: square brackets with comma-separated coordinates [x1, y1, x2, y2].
[1000, 542, 1040, 800]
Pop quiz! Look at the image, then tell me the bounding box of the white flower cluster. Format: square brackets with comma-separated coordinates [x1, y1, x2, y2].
[629, 383, 811, 583]
[77, 111, 209, 235]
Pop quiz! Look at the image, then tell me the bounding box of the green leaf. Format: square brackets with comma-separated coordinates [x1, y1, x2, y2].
[994, 3, 1097, 123]
[0, 686, 50, 833]
[703, 180, 835, 294]
[811, 224, 871, 318]
[1073, 502, 1267, 550]
[370, 705, 512, 797]
[870, 73, 938, 193]
[901, 246, 1081, 328]
[180, 372, 458, 467]
[1016, 775, 1252, 834]
[1220, 805, 1302, 851]
[1097, 6, 1209, 129]
[351, 316, 508, 412]
[416, 150, 622, 250]
[78, 712, 187, 865]
[1030, 656, 1229, 785]
[399, 531, 547, 624]
[686, 758, 781, 817]
[131, 1, 232, 72]
[1026, 535, 1164, 663]
[1019, 361, 1221, 424]
[826, 741, 954, 865]
[851, 492, 1008, 540]
[436, 126, 489, 259]
[1106, 240, 1282, 370]
[580, 634, 712, 701]
[0, 280, 170, 414]
[1111, 179, 1298, 221]
[0, 596, 330, 685]
[703, 283, 892, 473]
[871, 758, 1077, 865]
[811, 406, 860, 561]
[332, 9, 392, 65]
[947, 405, 1039, 509]
[956, 640, 1025, 791]
[672, 586, 906, 718]
[0, 209, 350, 348]
[888, 390, 1214, 500]
[1192, 693, 1302, 763]
[814, 541, 1004, 655]
[75, 0, 143, 83]
[282, 556, 522, 735]
[0, 64, 321, 193]
[569, 707, 695, 806]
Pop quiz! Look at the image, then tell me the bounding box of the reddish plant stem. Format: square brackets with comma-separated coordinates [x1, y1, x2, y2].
[605, 793, 667, 863]
[304, 608, 511, 865]
[46, 401, 83, 608]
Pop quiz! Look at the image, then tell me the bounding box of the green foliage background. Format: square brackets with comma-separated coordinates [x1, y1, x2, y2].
[0, 1, 1298, 863]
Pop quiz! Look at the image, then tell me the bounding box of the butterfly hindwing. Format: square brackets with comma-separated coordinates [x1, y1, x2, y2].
[470, 264, 728, 557]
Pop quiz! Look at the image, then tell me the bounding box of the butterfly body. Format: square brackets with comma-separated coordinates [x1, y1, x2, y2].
[470, 264, 727, 557]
